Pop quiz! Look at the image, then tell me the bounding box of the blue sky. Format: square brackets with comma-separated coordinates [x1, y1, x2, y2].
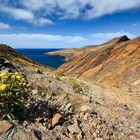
[0, 0, 140, 48]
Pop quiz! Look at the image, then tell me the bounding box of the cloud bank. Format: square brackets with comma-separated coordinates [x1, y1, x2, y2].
[0, 32, 136, 48]
[0, 0, 140, 25]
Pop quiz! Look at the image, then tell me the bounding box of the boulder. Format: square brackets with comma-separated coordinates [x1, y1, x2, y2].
[51, 113, 62, 127]
[80, 105, 94, 113]
[95, 138, 103, 140]
[13, 130, 39, 140]
[68, 123, 82, 134]
[0, 120, 13, 136]
[32, 89, 38, 95]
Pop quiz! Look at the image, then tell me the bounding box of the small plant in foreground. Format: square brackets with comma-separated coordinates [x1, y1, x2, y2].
[0, 72, 28, 120]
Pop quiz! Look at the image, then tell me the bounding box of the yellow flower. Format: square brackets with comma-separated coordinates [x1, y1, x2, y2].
[11, 75, 16, 79]
[15, 72, 19, 75]
[3, 75, 8, 79]
[16, 75, 22, 80]
[0, 73, 7, 78]
[0, 84, 8, 91]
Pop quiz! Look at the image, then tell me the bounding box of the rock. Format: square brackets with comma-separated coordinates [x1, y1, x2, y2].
[32, 89, 38, 95]
[83, 112, 90, 120]
[0, 59, 5, 66]
[80, 105, 94, 113]
[0, 67, 10, 73]
[128, 135, 138, 140]
[3, 61, 14, 69]
[68, 123, 82, 134]
[51, 113, 62, 127]
[53, 125, 63, 131]
[0, 120, 13, 136]
[65, 103, 72, 110]
[4, 60, 10, 64]
[37, 69, 43, 74]
[22, 121, 29, 127]
[35, 117, 43, 124]
[95, 138, 103, 140]
[93, 132, 97, 138]
[13, 130, 40, 140]
[76, 133, 83, 140]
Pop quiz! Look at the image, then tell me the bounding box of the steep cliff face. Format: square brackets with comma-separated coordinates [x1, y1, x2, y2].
[57, 36, 140, 92]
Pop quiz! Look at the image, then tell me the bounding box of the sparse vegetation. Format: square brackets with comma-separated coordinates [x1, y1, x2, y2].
[68, 77, 83, 93]
[37, 86, 49, 97]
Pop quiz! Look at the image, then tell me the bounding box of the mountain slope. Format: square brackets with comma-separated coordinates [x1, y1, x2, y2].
[0, 43, 140, 140]
[0, 44, 52, 73]
[53, 36, 140, 92]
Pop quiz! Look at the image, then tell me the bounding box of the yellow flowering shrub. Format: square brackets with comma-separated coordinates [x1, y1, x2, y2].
[0, 72, 28, 120]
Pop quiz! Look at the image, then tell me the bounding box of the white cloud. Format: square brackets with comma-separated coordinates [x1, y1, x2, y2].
[0, 33, 87, 48]
[84, 0, 140, 19]
[0, 6, 53, 26]
[20, 0, 140, 20]
[0, 7, 35, 22]
[0, 32, 136, 48]
[36, 18, 54, 26]
[0, 22, 11, 29]
[0, 0, 140, 25]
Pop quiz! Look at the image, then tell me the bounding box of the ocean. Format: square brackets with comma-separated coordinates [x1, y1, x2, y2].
[16, 48, 65, 69]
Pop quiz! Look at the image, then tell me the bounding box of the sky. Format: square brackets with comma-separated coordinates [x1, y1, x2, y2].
[0, 0, 140, 48]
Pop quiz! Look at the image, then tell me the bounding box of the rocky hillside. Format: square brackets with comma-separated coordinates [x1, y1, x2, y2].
[0, 44, 52, 73]
[50, 36, 140, 93]
[0, 43, 140, 140]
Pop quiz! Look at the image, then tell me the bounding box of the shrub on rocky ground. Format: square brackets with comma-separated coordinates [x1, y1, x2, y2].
[68, 77, 83, 93]
[0, 72, 28, 120]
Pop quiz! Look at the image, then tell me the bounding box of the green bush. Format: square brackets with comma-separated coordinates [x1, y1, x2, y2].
[0, 72, 28, 120]
[68, 77, 83, 93]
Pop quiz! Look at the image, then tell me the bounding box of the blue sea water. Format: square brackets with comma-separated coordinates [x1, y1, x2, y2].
[16, 48, 65, 69]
